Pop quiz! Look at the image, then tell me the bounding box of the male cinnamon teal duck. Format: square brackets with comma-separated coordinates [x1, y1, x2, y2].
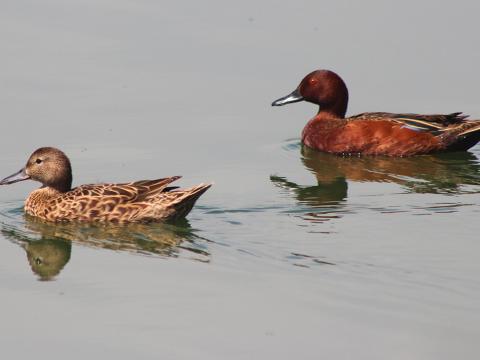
[0, 147, 211, 222]
[272, 70, 480, 156]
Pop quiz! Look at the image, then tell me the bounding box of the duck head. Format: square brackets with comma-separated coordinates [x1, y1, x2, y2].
[272, 69, 349, 118]
[0, 147, 73, 192]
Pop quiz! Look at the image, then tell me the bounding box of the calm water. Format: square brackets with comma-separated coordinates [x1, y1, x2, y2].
[1, 1, 480, 359]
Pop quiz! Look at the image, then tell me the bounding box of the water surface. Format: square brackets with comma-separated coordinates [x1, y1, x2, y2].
[1, 1, 480, 359]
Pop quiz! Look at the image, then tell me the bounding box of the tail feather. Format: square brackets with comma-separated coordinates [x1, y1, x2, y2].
[167, 183, 212, 220]
[135, 176, 182, 201]
[443, 123, 480, 151]
[458, 123, 480, 136]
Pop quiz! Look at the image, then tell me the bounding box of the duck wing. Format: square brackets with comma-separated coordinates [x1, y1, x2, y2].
[68, 176, 181, 203]
[350, 112, 480, 151]
[43, 176, 211, 222]
[349, 112, 469, 131]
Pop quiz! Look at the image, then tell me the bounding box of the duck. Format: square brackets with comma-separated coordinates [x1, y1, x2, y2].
[272, 69, 480, 156]
[0, 147, 211, 222]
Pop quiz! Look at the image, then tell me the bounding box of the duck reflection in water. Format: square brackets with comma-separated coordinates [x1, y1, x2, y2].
[271, 145, 480, 220]
[4, 232, 71, 281]
[2, 215, 210, 281]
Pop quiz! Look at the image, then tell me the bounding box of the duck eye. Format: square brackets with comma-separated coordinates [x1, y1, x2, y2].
[35, 159, 42, 164]
[35, 257, 42, 265]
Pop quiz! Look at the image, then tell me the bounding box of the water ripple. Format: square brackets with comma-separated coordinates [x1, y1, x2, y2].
[0, 201, 212, 281]
[271, 141, 480, 223]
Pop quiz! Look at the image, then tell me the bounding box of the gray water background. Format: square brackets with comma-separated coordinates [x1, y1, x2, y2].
[1, 1, 480, 359]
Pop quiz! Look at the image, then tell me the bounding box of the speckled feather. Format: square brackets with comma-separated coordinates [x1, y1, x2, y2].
[0, 147, 211, 223]
[24, 177, 211, 223]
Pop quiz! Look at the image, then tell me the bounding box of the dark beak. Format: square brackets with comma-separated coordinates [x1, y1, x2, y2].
[0, 168, 30, 185]
[271, 89, 304, 106]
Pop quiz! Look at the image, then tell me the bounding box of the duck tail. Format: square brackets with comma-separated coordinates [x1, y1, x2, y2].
[168, 183, 212, 220]
[441, 122, 480, 151]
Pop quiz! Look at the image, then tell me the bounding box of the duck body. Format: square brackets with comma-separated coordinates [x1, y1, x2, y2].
[302, 116, 442, 156]
[24, 177, 210, 223]
[1, 147, 211, 223]
[273, 70, 480, 156]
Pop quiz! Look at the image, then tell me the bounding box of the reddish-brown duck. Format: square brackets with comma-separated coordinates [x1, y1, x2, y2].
[272, 70, 480, 156]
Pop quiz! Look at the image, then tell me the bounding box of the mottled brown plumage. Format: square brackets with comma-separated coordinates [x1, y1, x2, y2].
[0, 147, 211, 222]
[272, 70, 480, 156]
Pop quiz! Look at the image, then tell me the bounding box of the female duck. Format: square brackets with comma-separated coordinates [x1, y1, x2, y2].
[0, 147, 211, 222]
[272, 70, 480, 156]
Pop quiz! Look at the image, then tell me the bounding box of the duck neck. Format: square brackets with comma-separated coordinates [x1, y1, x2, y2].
[45, 173, 72, 193]
[317, 97, 348, 119]
[50, 182, 71, 193]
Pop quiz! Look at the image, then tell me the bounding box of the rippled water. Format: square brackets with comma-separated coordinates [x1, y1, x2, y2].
[2, 1, 480, 359]
[3, 143, 479, 272]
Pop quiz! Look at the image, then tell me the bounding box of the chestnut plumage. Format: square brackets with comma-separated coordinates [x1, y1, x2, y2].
[272, 70, 480, 156]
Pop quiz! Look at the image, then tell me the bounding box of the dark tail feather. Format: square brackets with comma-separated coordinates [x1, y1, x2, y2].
[444, 124, 480, 152]
[168, 184, 212, 221]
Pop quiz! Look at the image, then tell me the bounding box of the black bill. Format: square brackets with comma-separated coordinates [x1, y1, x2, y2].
[271, 88, 304, 106]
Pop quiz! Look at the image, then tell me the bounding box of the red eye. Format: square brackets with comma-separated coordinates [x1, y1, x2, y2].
[309, 78, 318, 85]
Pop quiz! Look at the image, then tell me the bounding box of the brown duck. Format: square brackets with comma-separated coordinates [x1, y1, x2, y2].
[0, 147, 211, 222]
[272, 69, 480, 156]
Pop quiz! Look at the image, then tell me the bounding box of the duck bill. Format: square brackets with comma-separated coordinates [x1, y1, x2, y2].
[271, 89, 304, 106]
[0, 168, 30, 185]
